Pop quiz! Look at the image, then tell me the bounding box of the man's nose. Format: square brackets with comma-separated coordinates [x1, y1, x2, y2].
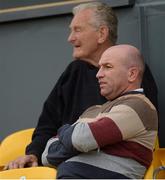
[68, 32, 76, 43]
[96, 67, 103, 79]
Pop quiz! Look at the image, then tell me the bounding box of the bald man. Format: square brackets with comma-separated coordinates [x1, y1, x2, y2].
[42, 45, 158, 179]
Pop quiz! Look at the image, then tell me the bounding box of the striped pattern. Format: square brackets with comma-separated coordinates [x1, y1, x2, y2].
[66, 151, 146, 179]
[43, 93, 158, 179]
[70, 93, 158, 178]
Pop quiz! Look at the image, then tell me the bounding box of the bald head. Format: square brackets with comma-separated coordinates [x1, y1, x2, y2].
[105, 44, 144, 72]
[96, 44, 145, 100]
[102, 44, 144, 80]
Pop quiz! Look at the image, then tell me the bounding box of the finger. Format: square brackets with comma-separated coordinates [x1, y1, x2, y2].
[18, 161, 26, 169]
[7, 162, 13, 169]
[8, 162, 15, 169]
[31, 161, 38, 167]
[15, 156, 28, 169]
[13, 162, 19, 169]
[3, 165, 9, 170]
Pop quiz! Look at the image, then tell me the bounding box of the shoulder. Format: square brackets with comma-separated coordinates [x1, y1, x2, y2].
[66, 60, 98, 71]
[56, 60, 99, 88]
[60, 60, 98, 81]
[113, 94, 158, 130]
[116, 94, 156, 111]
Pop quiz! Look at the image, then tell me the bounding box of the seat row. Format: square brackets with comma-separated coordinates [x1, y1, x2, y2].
[0, 128, 164, 179]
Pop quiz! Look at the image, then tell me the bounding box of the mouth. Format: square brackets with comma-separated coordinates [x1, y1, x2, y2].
[99, 82, 106, 88]
[74, 44, 81, 48]
[75, 47, 81, 51]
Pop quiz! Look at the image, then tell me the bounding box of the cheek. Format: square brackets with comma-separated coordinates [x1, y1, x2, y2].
[83, 32, 98, 45]
[76, 33, 98, 57]
[84, 39, 99, 54]
[107, 77, 116, 92]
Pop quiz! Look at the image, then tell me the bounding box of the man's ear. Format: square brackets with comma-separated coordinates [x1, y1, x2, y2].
[98, 25, 109, 44]
[128, 67, 139, 82]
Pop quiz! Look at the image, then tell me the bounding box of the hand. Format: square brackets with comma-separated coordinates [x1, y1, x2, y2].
[4, 154, 38, 170]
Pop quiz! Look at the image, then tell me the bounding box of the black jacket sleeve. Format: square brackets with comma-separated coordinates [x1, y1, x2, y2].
[26, 66, 66, 164]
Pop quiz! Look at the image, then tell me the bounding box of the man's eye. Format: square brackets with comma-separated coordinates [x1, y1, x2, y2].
[106, 65, 112, 69]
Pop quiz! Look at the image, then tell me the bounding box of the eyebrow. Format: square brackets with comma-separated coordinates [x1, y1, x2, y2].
[101, 62, 112, 66]
[69, 23, 82, 28]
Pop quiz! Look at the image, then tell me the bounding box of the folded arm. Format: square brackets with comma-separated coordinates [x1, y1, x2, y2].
[42, 104, 149, 167]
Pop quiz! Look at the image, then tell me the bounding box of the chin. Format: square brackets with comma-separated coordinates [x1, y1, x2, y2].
[100, 91, 106, 97]
[73, 51, 85, 59]
[73, 56, 82, 60]
[73, 52, 81, 59]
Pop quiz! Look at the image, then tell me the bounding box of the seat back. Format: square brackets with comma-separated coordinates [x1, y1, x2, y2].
[0, 128, 34, 168]
[144, 135, 159, 179]
[152, 148, 165, 179]
[0, 167, 56, 179]
[144, 136, 165, 179]
[154, 135, 159, 150]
